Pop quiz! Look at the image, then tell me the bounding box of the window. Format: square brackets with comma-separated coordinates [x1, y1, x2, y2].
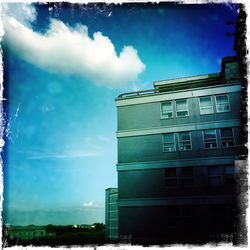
[181, 167, 194, 187]
[109, 203, 117, 211]
[109, 211, 118, 220]
[216, 95, 230, 113]
[162, 133, 176, 152]
[167, 206, 180, 227]
[165, 168, 178, 188]
[110, 220, 118, 228]
[210, 205, 228, 227]
[220, 128, 235, 148]
[203, 130, 218, 149]
[161, 101, 173, 118]
[199, 96, 213, 114]
[178, 132, 192, 151]
[183, 206, 199, 226]
[165, 168, 194, 188]
[208, 166, 222, 187]
[109, 194, 117, 203]
[225, 165, 234, 184]
[176, 99, 189, 117]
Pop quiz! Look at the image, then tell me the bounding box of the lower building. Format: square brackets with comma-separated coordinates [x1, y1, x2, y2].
[105, 188, 119, 241]
[7, 226, 47, 241]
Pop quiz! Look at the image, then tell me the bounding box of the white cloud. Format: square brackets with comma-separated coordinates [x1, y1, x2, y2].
[0, 139, 5, 150]
[3, 3, 37, 27]
[82, 200, 103, 209]
[3, 4, 146, 87]
[15, 148, 100, 160]
[27, 150, 99, 160]
[83, 200, 95, 207]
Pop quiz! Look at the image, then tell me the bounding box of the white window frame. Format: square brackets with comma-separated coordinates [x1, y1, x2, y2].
[162, 133, 176, 152]
[178, 131, 192, 151]
[219, 128, 235, 148]
[176, 99, 189, 117]
[203, 129, 218, 149]
[199, 96, 214, 115]
[215, 94, 230, 113]
[161, 101, 173, 119]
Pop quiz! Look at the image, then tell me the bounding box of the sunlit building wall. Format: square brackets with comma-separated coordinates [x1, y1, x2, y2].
[116, 56, 242, 243]
[105, 188, 118, 241]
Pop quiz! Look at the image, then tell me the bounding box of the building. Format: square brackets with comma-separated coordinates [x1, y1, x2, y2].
[105, 188, 119, 241]
[115, 56, 243, 244]
[7, 225, 48, 241]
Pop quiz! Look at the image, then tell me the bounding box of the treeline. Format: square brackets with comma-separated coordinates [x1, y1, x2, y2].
[3, 223, 106, 247]
[46, 223, 105, 235]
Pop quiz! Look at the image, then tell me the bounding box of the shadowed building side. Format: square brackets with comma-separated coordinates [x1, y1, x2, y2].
[116, 56, 243, 244]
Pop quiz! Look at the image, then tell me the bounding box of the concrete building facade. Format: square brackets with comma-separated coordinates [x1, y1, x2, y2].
[116, 56, 242, 244]
[105, 188, 119, 241]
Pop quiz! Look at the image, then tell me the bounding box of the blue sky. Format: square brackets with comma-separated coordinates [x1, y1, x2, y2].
[2, 2, 237, 225]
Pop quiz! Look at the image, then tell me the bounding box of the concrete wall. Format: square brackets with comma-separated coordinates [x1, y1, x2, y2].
[118, 204, 234, 243]
[117, 92, 241, 131]
[118, 127, 241, 163]
[118, 165, 234, 199]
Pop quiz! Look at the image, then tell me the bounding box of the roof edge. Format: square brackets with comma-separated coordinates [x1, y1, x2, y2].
[153, 73, 220, 87]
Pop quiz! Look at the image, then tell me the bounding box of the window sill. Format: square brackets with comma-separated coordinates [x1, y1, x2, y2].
[204, 147, 219, 150]
[216, 110, 230, 113]
[200, 113, 214, 115]
[161, 117, 174, 120]
[176, 115, 190, 118]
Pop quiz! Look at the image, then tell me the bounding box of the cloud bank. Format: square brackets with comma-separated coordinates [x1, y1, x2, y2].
[3, 4, 146, 87]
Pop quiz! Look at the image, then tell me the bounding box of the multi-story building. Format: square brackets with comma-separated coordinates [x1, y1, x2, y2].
[115, 56, 242, 244]
[105, 188, 119, 241]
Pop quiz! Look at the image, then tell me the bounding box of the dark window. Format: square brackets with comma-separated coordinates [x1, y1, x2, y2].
[203, 129, 218, 149]
[181, 167, 194, 187]
[208, 166, 222, 187]
[165, 168, 178, 188]
[168, 206, 180, 227]
[220, 128, 235, 148]
[210, 205, 228, 226]
[225, 165, 234, 184]
[165, 168, 194, 188]
[183, 206, 199, 226]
